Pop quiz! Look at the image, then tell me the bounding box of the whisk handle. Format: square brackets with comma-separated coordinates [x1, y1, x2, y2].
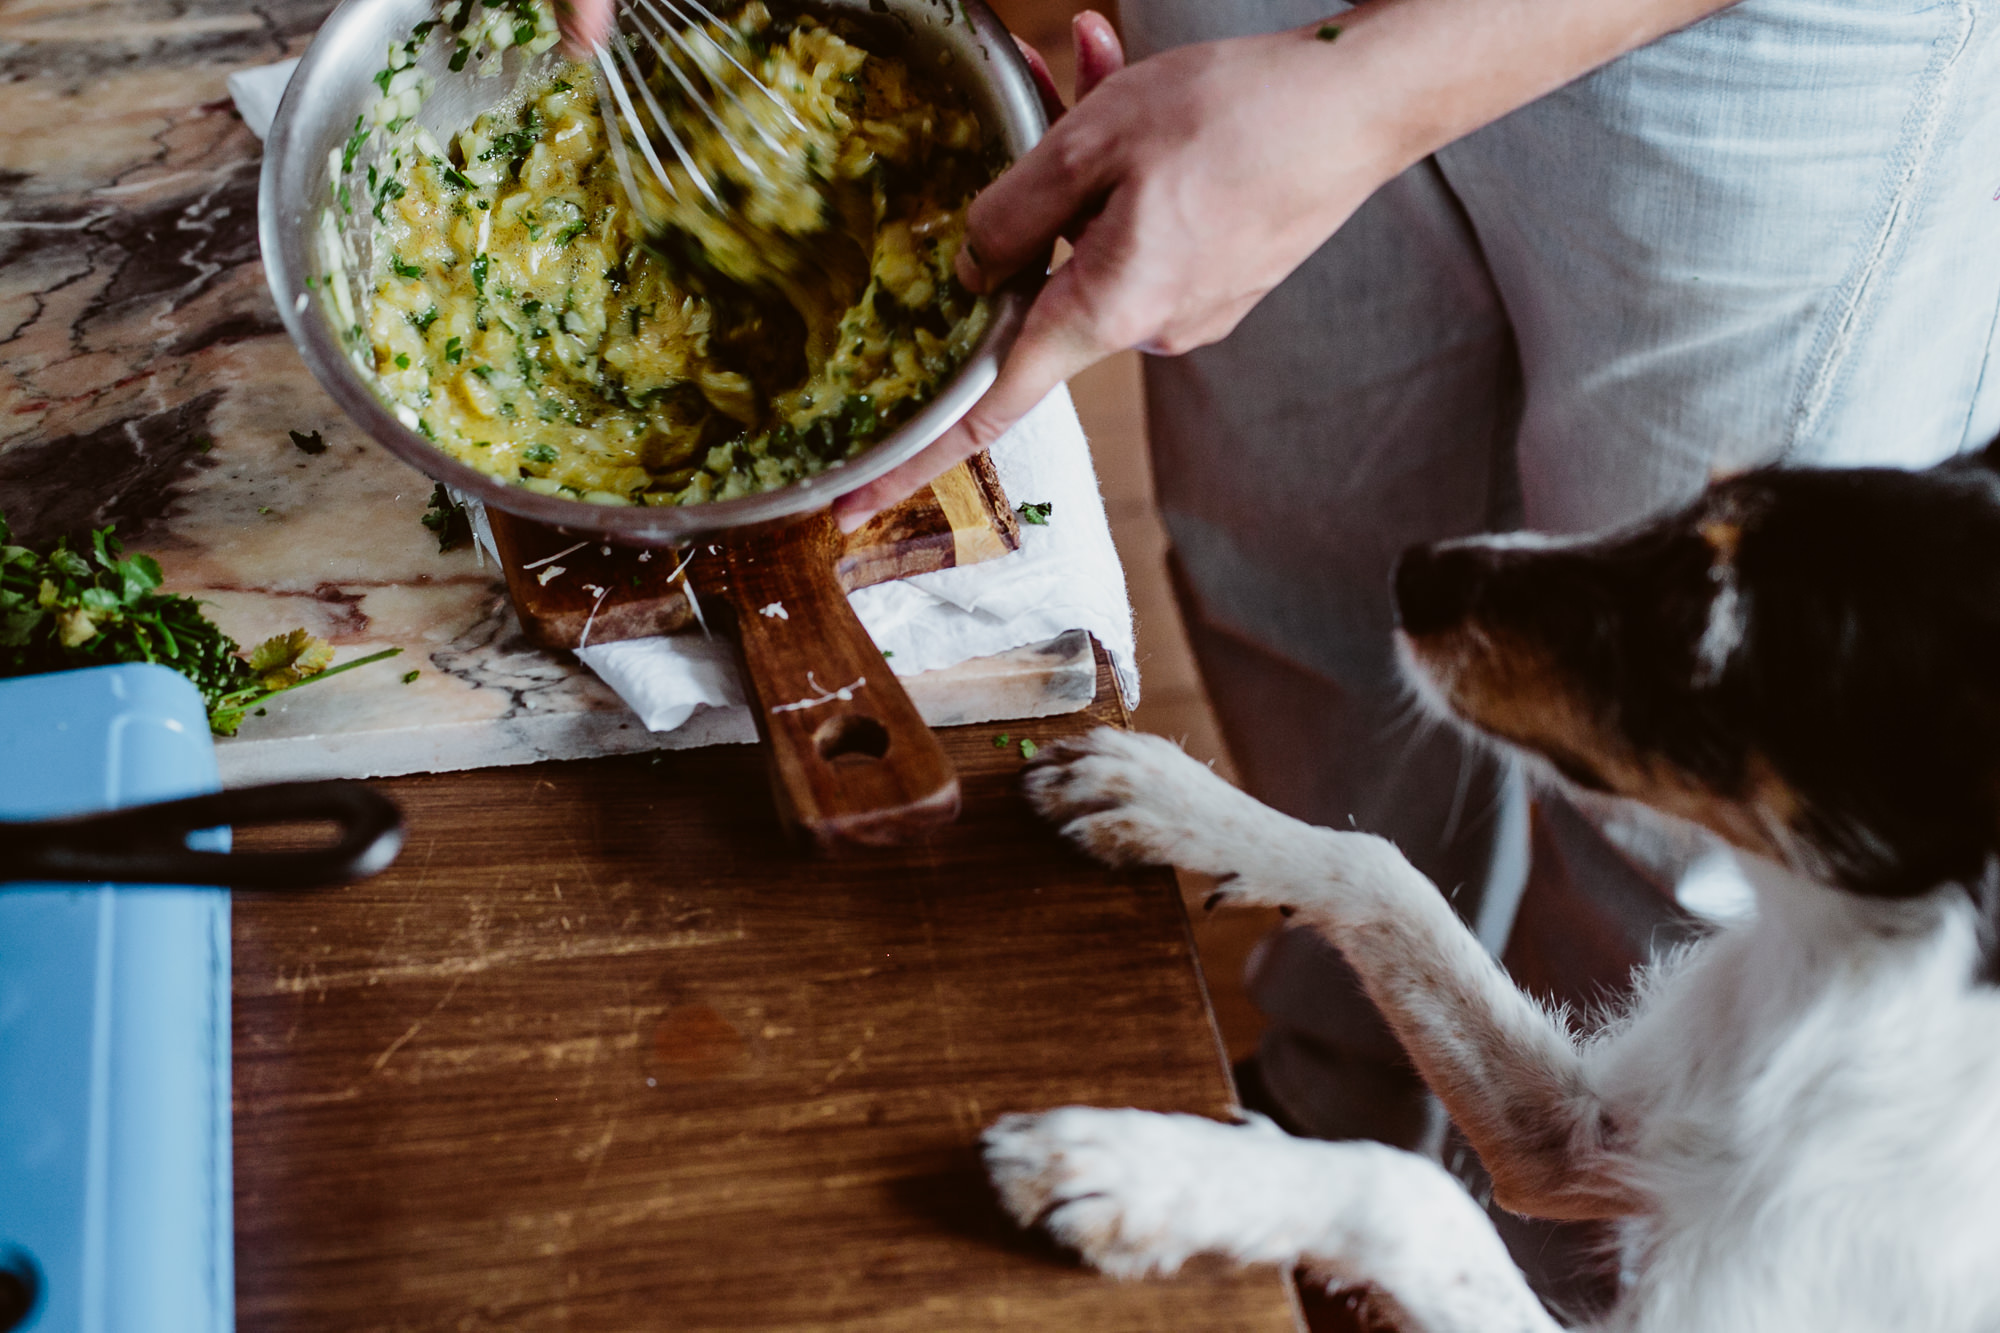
[691, 511, 959, 854]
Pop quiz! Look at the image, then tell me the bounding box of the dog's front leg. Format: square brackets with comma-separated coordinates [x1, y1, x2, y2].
[984, 1107, 1561, 1333]
[1026, 729, 1636, 1220]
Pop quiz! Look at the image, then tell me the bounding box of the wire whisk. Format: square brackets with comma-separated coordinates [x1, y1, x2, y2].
[590, 0, 809, 225]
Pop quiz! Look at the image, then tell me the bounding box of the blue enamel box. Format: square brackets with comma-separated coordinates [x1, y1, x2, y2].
[0, 664, 232, 1333]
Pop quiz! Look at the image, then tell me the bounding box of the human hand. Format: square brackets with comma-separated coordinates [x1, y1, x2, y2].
[833, 13, 1406, 529]
[555, 0, 613, 56]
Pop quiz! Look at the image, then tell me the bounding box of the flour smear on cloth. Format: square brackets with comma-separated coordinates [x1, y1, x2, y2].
[233, 59, 1137, 737]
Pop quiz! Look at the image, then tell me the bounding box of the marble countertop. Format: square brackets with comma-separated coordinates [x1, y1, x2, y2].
[0, 0, 1095, 783]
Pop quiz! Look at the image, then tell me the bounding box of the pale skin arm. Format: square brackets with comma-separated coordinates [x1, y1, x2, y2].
[556, 0, 1739, 524]
[830, 0, 1739, 527]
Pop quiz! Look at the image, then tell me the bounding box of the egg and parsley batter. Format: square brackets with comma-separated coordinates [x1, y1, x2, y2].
[361, 4, 993, 506]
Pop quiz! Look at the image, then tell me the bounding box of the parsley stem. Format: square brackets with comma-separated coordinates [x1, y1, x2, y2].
[248, 647, 405, 703]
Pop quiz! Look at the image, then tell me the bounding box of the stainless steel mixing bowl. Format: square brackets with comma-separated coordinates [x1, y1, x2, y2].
[258, 0, 1047, 546]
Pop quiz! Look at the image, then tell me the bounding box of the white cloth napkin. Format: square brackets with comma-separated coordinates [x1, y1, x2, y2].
[231, 57, 1138, 736]
[229, 58, 298, 140]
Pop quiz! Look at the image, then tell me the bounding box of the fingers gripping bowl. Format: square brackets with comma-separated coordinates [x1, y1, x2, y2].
[260, 0, 1048, 848]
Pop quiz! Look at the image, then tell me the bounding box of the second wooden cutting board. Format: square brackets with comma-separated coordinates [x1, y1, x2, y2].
[488, 454, 1020, 651]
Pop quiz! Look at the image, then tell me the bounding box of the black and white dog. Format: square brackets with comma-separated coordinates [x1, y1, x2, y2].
[985, 447, 2000, 1331]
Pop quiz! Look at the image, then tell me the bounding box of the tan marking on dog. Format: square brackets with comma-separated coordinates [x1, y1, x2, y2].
[1627, 755, 1796, 866]
[1407, 625, 1643, 790]
[1698, 517, 1742, 564]
[1407, 624, 1803, 867]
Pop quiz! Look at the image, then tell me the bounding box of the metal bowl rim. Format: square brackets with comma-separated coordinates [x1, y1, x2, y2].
[259, 0, 1045, 546]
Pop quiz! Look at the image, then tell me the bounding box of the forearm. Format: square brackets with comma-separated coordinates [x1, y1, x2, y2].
[1274, 0, 1740, 185]
[835, 0, 1742, 522]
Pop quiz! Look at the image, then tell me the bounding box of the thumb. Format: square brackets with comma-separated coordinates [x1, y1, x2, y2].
[556, 0, 613, 56]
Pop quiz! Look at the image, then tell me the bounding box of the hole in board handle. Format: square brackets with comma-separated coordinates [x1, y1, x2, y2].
[0, 1246, 41, 1333]
[814, 713, 890, 765]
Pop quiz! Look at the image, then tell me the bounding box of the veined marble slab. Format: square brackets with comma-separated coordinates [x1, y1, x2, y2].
[217, 628, 1097, 783]
[0, 0, 1095, 786]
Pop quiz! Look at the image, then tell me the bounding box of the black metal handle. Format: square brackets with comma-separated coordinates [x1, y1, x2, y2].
[0, 781, 403, 890]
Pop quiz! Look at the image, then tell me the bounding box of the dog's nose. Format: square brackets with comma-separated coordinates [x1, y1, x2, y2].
[1394, 543, 1484, 636]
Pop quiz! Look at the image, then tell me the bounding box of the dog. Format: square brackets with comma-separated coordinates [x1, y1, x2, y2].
[983, 446, 2000, 1331]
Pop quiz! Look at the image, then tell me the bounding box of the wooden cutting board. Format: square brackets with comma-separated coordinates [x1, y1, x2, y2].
[490, 453, 1019, 651]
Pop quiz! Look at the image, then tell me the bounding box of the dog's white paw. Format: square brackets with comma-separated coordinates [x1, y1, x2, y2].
[1023, 728, 1294, 875]
[1023, 728, 1408, 916]
[983, 1106, 1291, 1279]
[985, 1107, 1556, 1331]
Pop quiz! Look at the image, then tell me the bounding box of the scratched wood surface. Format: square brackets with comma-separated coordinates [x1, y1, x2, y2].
[232, 647, 1305, 1332]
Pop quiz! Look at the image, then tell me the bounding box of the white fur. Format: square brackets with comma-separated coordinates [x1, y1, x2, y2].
[1435, 530, 1593, 554]
[1693, 568, 1745, 687]
[985, 1108, 1556, 1332]
[991, 729, 2000, 1333]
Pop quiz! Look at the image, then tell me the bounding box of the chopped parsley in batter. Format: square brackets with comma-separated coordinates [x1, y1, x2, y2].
[353, 2, 994, 507]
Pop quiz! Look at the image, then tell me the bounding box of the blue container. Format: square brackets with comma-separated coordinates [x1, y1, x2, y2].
[0, 664, 233, 1333]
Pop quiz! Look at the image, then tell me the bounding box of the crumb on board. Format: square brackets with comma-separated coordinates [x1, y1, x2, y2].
[771, 671, 865, 714]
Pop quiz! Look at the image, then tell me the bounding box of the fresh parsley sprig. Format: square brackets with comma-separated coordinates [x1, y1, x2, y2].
[207, 638, 404, 737]
[0, 513, 399, 736]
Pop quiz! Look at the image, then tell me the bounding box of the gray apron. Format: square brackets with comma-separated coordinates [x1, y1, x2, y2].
[1121, 0, 2000, 1140]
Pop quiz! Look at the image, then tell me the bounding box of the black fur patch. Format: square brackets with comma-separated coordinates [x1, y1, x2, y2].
[1398, 441, 2000, 919]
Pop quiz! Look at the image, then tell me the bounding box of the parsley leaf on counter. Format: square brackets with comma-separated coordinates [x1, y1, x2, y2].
[0, 513, 400, 736]
[246, 628, 336, 690]
[1017, 501, 1053, 526]
[421, 483, 473, 554]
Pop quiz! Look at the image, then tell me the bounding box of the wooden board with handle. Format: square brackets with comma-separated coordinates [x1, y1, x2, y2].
[489, 453, 1019, 651]
[686, 511, 962, 853]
